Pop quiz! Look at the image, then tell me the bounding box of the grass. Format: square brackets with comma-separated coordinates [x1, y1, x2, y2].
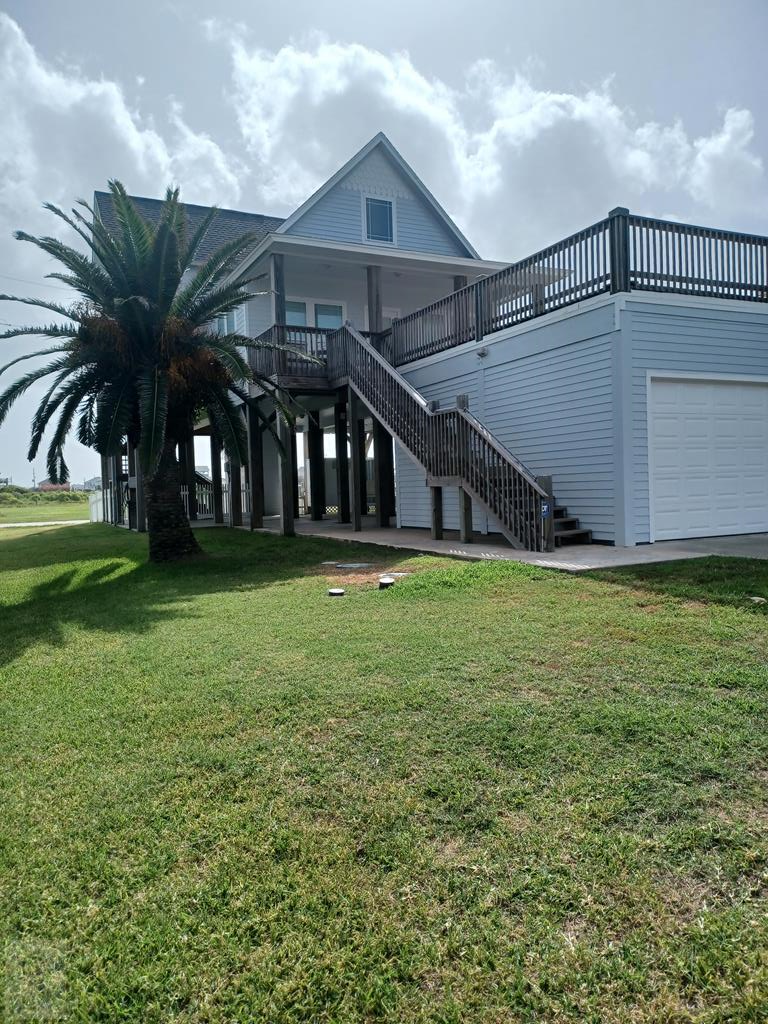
[1, 524, 767, 1023]
[0, 500, 90, 524]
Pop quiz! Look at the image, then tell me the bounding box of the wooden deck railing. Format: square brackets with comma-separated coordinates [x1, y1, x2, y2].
[627, 213, 768, 300]
[327, 324, 552, 551]
[387, 209, 768, 365]
[247, 324, 330, 380]
[390, 216, 613, 364]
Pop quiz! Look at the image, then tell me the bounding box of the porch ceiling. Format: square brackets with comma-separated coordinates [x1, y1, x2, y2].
[233, 233, 505, 284]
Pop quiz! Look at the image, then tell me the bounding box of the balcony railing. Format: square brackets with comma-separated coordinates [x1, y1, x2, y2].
[246, 210, 768, 377]
[248, 324, 331, 381]
[388, 209, 768, 366]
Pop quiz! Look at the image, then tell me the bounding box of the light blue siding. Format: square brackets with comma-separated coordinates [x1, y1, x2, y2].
[481, 336, 615, 541]
[627, 299, 768, 543]
[284, 147, 471, 256]
[245, 293, 272, 337]
[396, 303, 618, 541]
[395, 366, 486, 532]
[285, 189, 361, 244]
[396, 196, 467, 257]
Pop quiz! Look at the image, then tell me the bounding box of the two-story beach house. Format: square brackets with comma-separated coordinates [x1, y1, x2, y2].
[98, 132, 768, 551]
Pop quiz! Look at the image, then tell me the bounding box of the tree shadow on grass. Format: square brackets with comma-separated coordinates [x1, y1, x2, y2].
[0, 524, 425, 668]
[585, 556, 768, 614]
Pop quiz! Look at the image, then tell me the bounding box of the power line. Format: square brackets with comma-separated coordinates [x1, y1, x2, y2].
[0, 273, 78, 293]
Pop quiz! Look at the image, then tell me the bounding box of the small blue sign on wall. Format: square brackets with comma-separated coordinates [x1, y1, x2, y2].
[541, 501, 551, 518]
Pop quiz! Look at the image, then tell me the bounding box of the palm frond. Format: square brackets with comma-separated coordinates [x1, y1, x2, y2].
[46, 381, 99, 483]
[203, 389, 248, 466]
[0, 293, 85, 324]
[136, 368, 168, 479]
[28, 367, 91, 461]
[179, 206, 218, 271]
[192, 333, 253, 382]
[107, 180, 154, 281]
[0, 354, 75, 429]
[77, 396, 97, 447]
[0, 344, 73, 379]
[0, 324, 78, 342]
[171, 232, 260, 320]
[94, 380, 135, 457]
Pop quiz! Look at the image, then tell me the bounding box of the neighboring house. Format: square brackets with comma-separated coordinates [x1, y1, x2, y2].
[37, 479, 71, 492]
[99, 132, 768, 549]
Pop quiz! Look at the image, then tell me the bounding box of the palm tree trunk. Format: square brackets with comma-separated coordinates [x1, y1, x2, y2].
[145, 440, 202, 562]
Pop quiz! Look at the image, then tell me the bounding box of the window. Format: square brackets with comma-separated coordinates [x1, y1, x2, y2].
[285, 300, 307, 327]
[365, 197, 394, 243]
[314, 303, 344, 329]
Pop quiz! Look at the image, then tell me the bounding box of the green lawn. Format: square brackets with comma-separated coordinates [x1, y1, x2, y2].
[1, 525, 767, 1023]
[0, 499, 90, 524]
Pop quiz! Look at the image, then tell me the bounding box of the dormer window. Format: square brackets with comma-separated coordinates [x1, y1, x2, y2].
[365, 197, 394, 244]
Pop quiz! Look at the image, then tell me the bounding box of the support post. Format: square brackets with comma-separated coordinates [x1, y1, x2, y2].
[334, 397, 350, 524]
[246, 405, 264, 529]
[180, 436, 196, 524]
[100, 455, 109, 523]
[230, 458, 243, 527]
[459, 487, 473, 543]
[366, 264, 383, 344]
[453, 275, 468, 292]
[348, 386, 362, 532]
[532, 281, 546, 316]
[474, 279, 485, 344]
[609, 206, 630, 294]
[210, 433, 224, 524]
[110, 454, 120, 525]
[134, 447, 146, 533]
[307, 410, 325, 521]
[278, 415, 295, 536]
[373, 419, 394, 527]
[271, 252, 286, 325]
[357, 419, 368, 517]
[537, 474, 555, 553]
[430, 486, 443, 540]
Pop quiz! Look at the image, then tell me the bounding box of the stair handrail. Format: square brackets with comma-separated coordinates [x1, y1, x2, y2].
[327, 323, 553, 550]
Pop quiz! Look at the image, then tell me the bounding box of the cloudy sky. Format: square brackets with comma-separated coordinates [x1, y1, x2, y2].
[1, 0, 767, 484]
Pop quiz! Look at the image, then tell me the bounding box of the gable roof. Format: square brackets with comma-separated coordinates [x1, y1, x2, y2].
[275, 132, 480, 259]
[93, 192, 284, 263]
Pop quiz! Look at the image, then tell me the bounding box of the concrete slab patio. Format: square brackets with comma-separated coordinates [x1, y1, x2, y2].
[253, 517, 768, 572]
[0, 519, 90, 529]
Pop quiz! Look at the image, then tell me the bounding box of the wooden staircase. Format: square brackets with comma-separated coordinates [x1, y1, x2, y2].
[326, 324, 557, 552]
[553, 505, 592, 547]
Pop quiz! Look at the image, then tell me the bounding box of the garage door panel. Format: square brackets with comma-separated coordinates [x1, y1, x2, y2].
[650, 379, 768, 540]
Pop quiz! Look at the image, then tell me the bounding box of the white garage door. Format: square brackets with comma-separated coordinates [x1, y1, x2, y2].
[650, 378, 768, 540]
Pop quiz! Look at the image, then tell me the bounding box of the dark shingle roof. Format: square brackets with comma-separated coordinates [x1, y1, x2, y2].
[93, 192, 283, 263]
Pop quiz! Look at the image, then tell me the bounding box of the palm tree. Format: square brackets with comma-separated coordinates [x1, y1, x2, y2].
[0, 182, 291, 562]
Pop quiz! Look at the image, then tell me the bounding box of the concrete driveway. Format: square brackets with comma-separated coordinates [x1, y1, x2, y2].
[659, 534, 768, 560]
[255, 517, 768, 572]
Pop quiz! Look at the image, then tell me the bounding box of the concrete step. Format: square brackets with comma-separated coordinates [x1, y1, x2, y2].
[554, 527, 593, 546]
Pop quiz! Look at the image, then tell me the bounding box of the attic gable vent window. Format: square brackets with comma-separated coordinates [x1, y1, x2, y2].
[365, 197, 394, 243]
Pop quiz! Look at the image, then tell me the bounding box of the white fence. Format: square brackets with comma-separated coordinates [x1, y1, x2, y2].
[89, 490, 104, 522]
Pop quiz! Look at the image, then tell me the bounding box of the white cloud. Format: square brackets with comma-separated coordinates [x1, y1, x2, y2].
[0, 14, 243, 484]
[212, 29, 768, 255]
[1, 14, 767, 486]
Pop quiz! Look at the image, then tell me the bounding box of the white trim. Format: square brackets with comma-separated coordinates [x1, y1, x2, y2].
[285, 294, 347, 328]
[274, 132, 479, 257]
[362, 193, 397, 247]
[646, 370, 768, 542]
[227, 232, 501, 287]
